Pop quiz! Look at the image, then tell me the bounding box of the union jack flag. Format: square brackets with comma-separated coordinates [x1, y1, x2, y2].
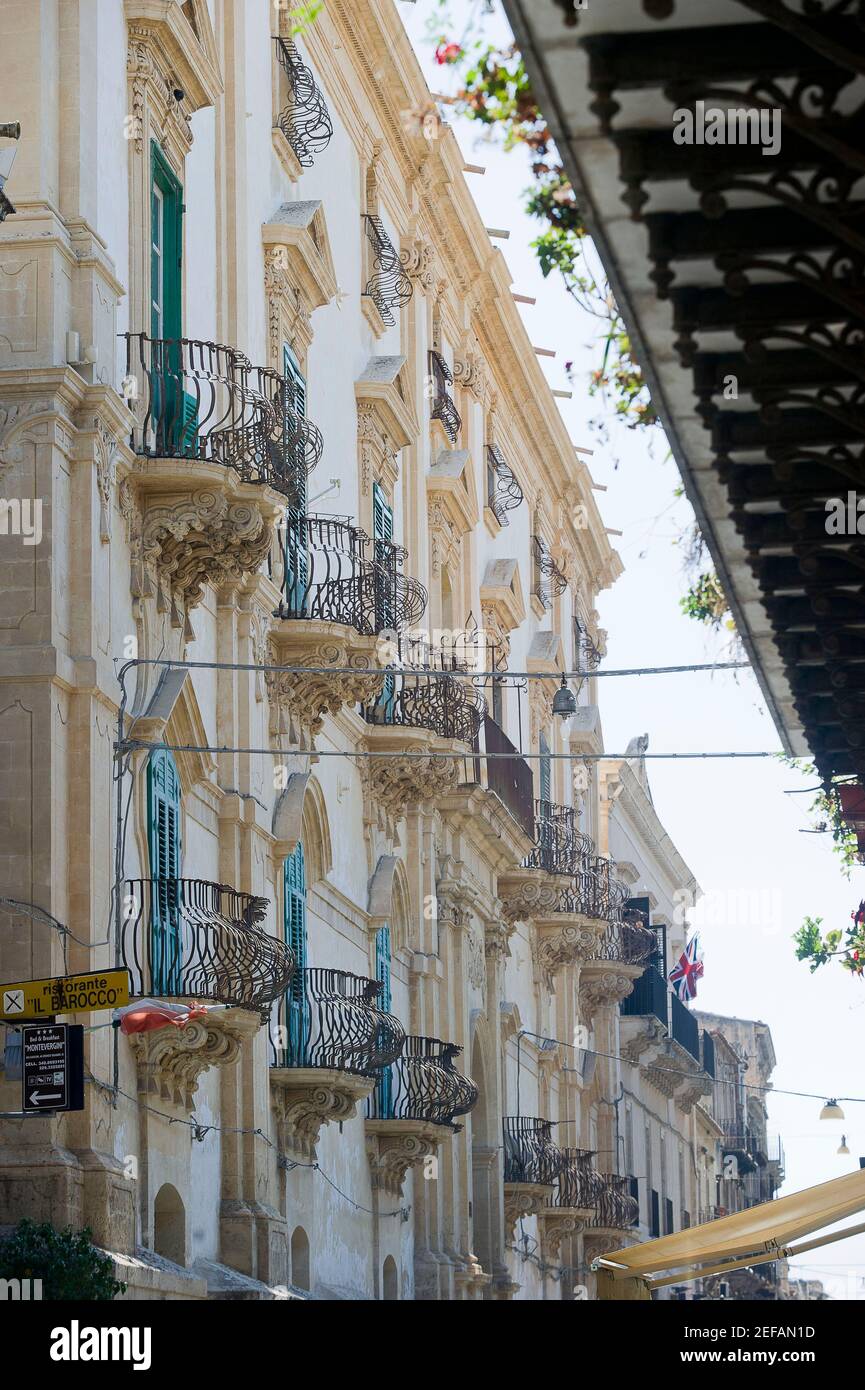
[669, 934, 704, 1002]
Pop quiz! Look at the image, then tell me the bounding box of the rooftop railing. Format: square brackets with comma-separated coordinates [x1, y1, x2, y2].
[367, 1035, 478, 1130]
[269, 966, 405, 1076]
[122, 878, 294, 1016]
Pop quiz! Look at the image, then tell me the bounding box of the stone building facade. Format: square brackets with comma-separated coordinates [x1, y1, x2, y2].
[0, 0, 737, 1300]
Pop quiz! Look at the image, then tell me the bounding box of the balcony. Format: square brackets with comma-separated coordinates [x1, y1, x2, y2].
[669, 990, 701, 1063]
[268, 515, 428, 738]
[121, 878, 295, 1110]
[428, 350, 461, 443]
[579, 916, 658, 1017]
[362, 214, 413, 332]
[435, 716, 536, 881]
[484, 716, 534, 839]
[270, 967, 405, 1160]
[485, 444, 524, 528]
[586, 1174, 640, 1235]
[357, 637, 485, 816]
[498, 801, 586, 926]
[366, 1036, 478, 1196]
[273, 37, 333, 173]
[503, 1117, 566, 1237]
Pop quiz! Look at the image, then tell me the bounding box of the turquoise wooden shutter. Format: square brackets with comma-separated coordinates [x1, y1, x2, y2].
[375, 925, 393, 1116]
[282, 344, 308, 614]
[284, 842, 308, 1064]
[539, 731, 551, 806]
[147, 749, 182, 995]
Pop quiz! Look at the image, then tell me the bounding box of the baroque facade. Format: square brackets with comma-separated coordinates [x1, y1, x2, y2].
[0, 0, 751, 1300]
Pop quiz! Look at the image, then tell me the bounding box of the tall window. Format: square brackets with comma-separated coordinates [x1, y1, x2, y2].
[147, 749, 181, 994]
[150, 142, 182, 343]
[539, 730, 551, 805]
[375, 924, 393, 1116]
[283, 344, 308, 615]
[284, 842, 308, 1064]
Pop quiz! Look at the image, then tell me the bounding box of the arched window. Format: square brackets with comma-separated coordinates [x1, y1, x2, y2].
[284, 842, 307, 1064]
[153, 1183, 186, 1266]
[375, 924, 392, 1116]
[291, 1226, 310, 1291]
[147, 749, 181, 994]
[382, 1255, 398, 1301]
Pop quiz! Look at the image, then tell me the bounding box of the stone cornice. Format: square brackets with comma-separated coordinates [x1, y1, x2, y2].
[602, 759, 701, 905]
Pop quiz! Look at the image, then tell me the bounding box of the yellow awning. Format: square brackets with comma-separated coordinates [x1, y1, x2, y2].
[598, 1167, 865, 1280]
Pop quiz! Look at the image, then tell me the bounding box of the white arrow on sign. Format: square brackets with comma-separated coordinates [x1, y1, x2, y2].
[29, 1090, 62, 1105]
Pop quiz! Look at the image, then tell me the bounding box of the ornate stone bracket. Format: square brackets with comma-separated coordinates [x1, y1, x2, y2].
[270, 1068, 376, 1162]
[534, 914, 600, 990]
[361, 728, 462, 819]
[266, 623, 385, 739]
[584, 1233, 628, 1269]
[579, 963, 643, 1018]
[503, 1182, 554, 1241]
[119, 479, 275, 642]
[496, 868, 573, 927]
[127, 1008, 260, 1112]
[619, 1016, 668, 1067]
[536, 1209, 586, 1264]
[365, 1119, 443, 1198]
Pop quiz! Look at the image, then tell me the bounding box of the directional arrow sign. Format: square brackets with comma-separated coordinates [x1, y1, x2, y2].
[21, 1024, 84, 1115]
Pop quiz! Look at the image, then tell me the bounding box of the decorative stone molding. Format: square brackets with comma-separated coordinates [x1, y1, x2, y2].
[496, 868, 572, 927]
[363, 745, 460, 816]
[584, 1233, 627, 1268]
[579, 965, 643, 1015]
[128, 1008, 260, 1111]
[438, 785, 534, 873]
[365, 1119, 442, 1198]
[120, 481, 274, 642]
[453, 349, 488, 403]
[619, 1016, 668, 1067]
[537, 1209, 584, 1263]
[399, 232, 437, 292]
[503, 1182, 553, 1240]
[355, 356, 417, 498]
[271, 1068, 376, 1162]
[266, 624, 385, 739]
[264, 247, 313, 368]
[484, 919, 514, 963]
[534, 915, 599, 989]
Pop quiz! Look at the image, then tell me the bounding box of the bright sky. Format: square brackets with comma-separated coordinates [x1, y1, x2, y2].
[401, 0, 865, 1299]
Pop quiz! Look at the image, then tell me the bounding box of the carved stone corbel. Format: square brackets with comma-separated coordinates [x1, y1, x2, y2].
[365, 1119, 442, 1198]
[503, 1183, 553, 1241]
[271, 1068, 376, 1162]
[127, 1008, 260, 1112]
[537, 1209, 584, 1264]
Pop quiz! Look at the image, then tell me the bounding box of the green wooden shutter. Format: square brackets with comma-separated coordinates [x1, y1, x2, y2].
[147, 749, 182, 995]
[539, 731, 551, 806]
[284, 842, 308, 1065]
[150, 142, 189, 452]
[282, 344, 308, 614]
[375, 925, 393, 1116]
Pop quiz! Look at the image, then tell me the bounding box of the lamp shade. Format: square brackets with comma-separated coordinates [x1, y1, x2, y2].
[552, 676, 577, 719]
[820, 1099, 845, 1121]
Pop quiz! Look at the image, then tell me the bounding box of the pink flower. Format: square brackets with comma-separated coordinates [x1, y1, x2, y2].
[435, 41, 463, 65]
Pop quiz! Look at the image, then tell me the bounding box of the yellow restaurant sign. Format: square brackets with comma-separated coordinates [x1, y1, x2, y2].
[0, 970, 131, 1020]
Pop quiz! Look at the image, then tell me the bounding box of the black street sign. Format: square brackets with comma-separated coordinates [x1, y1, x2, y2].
[22, 1024, 84, 1114]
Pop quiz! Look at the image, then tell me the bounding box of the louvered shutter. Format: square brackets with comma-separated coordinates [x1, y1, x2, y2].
[284, 843, 308, 1065]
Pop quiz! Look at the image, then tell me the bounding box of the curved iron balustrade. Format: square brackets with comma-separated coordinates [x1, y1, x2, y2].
[363, 214, 413, 326]
[560, 854, 623, 921]
[275, 514, 428, 636]
[122, 878, 294, 1015]
[575, 614, 603, 671]
[552, 1148, 606, 1209]
[587, 1173, 639, 1231]
[503, 1116, 566, 1185]
[523, 800, 594, 878]
[270, 966, 405, 1077]
[121, 334, 322, 504]
[589, 918, 658, 967]
[532, 534, 568, 607]
[274, 37, 333, 168]
[360, 636, 485, 744]
[367, 1035, 479, 1130]
[486, 444, 524, 526]
[428, 350, 462, 442]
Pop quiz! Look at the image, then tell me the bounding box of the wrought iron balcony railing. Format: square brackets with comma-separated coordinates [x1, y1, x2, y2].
[560, 854, 623, 921]
[269, 966, 405, 1076]
[275, 513, 427, 637]
[669, 989, 701, 1062]
[532, 534, 568, 609]
[502, 1116, 565, 1186]
[428, 350, 461, 443]
[360, 636, 485, 744]
[575, 614, 603, 672]
[620, 962, 669, 1026]
[551, 1148, 605, 1209]
[587, 1173, 640, 1231]
[122, 878, 294, 1015]
[274, 37, 333, 168]
[523, 800, 594, 878]
[362, 214, 413, 326]
[367, 1035, 478, 1130]
[121, 333, 322, 504]
[486, 445, 524, 526]
[588, 919, 658, 968]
